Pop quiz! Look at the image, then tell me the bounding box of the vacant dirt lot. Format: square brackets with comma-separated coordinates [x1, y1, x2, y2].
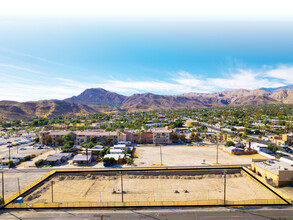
[0, 170, 48, 199]
[23, 171, 280, 203]
[133, 145, 267, 166]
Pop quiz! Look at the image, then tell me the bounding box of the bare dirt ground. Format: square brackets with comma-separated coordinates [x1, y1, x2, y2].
[0, 170, 48, 199]
[23, 172, 280, 203]
[133, 145, 267, 167]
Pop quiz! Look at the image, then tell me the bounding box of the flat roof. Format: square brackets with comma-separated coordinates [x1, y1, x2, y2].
[110, 149, 124, 153]
[46, 155, 62, 161]
[253, 160, 293, 174]
[73, 131, 119, 136]
[73, 154, 92, 161]
[104, 154, 125, 160]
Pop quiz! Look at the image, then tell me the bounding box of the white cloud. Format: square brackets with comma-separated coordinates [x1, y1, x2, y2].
[208, 69, 285, 90]
[0, 48, 61, 65]
[265, 65, 293, 84]
[0, 64, 293, 102]
[0, 63, 43, 74]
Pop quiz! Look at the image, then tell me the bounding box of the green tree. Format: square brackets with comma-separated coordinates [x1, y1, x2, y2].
[89, 136, 97, 143]
[34, 136, 39, 143]
[103, 157, 116, 166]
[126, 149, 133, 154]
[190, 132, 199, 142]
[44, 135, 52, 145]
[225, 141, 235, 147]
[56, 137, 63, 146]
[88, 142, 95, 149]
[126, 157, 133, 165]
[246, 138, 254, 150]
[179, 134, 186, 142]
[106, 136, 113, 145]
[8, 160, 15, 168]
[170, 132, 179, 143]
[200, 124, 208, 132]
[61, 133, 74, 151]
[267, 143, 278, 152]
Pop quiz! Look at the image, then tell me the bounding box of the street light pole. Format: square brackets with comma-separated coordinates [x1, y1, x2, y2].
[51, 181, 54, 203]
[8, 147, 11, 161]
[120, 171, 124, 203]
[274, 138, 277, 160]
[17, 178, 20, 195]
[2, 172, 4, 203]
[223, 170, 227, 206]
[160, 145, 163, 166]
[216, 134, 219, 164]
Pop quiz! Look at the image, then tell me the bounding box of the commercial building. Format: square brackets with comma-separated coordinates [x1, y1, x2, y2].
[282, 134, 293, 145]
[40, 128, 173, 145]
[40, 130, 126, 146]
[252, 159, 293, 186]
[152, 128, 172, 144]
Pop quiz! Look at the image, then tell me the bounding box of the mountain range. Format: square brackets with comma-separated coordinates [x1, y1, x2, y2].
[1, 86, 293, 120]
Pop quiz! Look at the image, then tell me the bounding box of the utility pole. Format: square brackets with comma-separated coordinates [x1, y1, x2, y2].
[274, 138, 277, 160]
[2, 172, 4, 203]
[51, 181, 54, 203]
[86, 147, 89, 166]
[17, 178, 20, 195]
[223, 170, 227, 206]
[216, 134, 219, 164]
[159, 145, 163, 166]
[8, 146, 11, 162]
[120, 171, 124, 203]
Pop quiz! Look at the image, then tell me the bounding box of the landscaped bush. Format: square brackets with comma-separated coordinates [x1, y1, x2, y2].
[24, 155, 31, 161]
[126, 149, 132, 155]
[35, 159, 44, 167]
[126, 157, 133, 165]
[103, 157, 116, 167]
[8, 160, 15, 168]
[225, 141, 235, 147]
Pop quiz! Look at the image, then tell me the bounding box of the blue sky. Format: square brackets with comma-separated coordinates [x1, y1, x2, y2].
[1, 0, 293, 101]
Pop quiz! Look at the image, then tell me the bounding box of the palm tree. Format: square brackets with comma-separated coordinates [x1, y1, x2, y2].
[246, 138, 254, 151]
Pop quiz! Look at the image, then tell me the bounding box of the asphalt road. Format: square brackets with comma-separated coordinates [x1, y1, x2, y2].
[1, 207, 293, 219]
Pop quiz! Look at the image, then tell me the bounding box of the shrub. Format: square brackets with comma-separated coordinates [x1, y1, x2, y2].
[267, 143, 278, 152]
[225, 141, 235, 147]
[24, 155, 31, 161]
[8, 160, 15, 168]
[0, 196, 3, 205]
[126, 157, 133, 165]
[103, 157, 116, 167]
[126, 149, 132, 155]
[35, 159, 44, 167]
